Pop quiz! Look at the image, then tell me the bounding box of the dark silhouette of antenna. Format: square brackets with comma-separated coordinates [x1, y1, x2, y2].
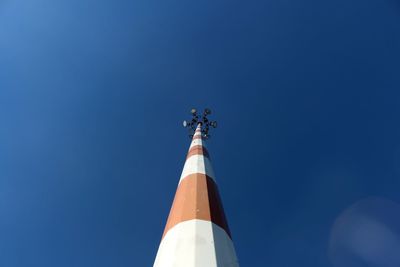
[182, 108, 217, 139]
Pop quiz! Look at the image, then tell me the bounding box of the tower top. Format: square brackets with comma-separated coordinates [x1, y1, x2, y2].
[182, 108, 217, 139]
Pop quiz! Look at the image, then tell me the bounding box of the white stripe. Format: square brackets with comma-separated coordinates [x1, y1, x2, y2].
[179, 154, 215, 183]
[193, 125, 202, 137]
[154, 219, 239, 267]
[193, 131, 202, 137]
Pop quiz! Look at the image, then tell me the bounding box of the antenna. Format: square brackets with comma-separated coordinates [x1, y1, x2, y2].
[182, 108, 217, 139]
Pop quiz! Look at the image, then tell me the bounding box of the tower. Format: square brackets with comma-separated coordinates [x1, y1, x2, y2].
[153, 109, 239, 267]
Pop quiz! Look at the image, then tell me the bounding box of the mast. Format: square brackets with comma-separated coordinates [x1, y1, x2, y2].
[153, 108, 239, 267]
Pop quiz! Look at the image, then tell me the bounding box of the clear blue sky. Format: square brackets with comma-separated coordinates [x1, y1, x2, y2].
[1, 0, 400, 266]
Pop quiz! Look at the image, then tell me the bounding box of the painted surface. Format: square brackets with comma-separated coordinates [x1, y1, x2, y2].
[162, 173, 231, 239]
[154, 220, 239, 267]
[154, 124, 239, 266]
[186, 145, 209, 159]
[179, 155, 215, 183]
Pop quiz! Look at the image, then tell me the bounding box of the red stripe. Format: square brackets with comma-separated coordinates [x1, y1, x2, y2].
[186, 145, 210, 159]
[162, 173, 231, 239]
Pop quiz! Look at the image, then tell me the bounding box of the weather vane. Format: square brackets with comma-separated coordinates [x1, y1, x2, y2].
[182, 108, 217, 139]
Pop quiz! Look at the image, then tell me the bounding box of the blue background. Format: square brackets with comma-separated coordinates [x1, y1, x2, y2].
[1, 0, 400, 266]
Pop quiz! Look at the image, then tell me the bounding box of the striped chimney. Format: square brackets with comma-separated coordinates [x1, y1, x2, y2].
[153, 123, 239, 267]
